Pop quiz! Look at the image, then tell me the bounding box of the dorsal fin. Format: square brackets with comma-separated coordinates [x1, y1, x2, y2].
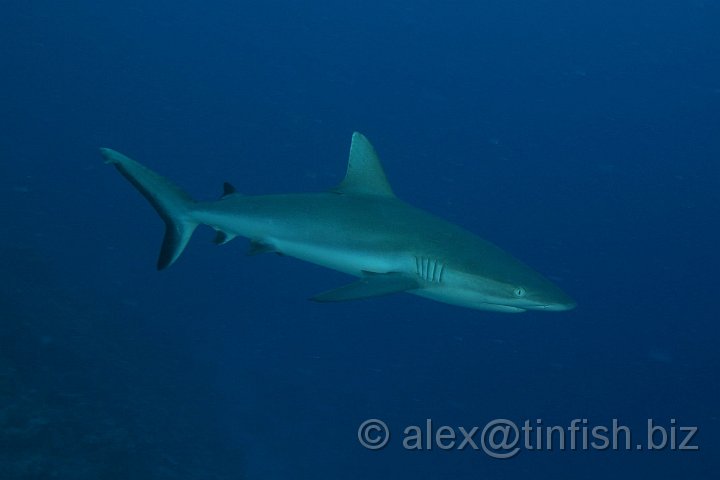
[221, 182, 238, 198]
[332, 132, 395, 197]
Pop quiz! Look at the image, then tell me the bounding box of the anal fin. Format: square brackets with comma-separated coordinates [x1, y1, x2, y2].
[247, 239, 277, 255]
[311, 272, 420, 303]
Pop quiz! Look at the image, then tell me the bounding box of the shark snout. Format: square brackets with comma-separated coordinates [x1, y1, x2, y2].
[526, 289, 576, 312]
[529, 300, 577, 312]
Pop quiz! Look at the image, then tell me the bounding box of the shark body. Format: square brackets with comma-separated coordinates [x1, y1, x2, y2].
[102, 132, 575, 313]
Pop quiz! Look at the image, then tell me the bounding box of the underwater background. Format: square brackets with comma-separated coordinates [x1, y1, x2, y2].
[1, 0, 718, 478]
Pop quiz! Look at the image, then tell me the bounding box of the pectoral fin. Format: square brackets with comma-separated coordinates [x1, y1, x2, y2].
[311, 272, 420, 302]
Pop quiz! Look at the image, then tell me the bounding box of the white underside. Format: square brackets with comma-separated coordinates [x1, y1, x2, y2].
[269, 238, 409, 277]
[270, 238, 527, 312]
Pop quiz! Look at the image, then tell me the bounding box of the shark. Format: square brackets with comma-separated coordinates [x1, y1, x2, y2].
[101, 132, 575, 313]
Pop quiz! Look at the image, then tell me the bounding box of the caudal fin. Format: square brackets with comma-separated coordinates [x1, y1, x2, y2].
[100, 148, 198, 270]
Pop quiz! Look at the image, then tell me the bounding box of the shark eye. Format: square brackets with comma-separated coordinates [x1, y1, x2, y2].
[513, 287, 526, 298]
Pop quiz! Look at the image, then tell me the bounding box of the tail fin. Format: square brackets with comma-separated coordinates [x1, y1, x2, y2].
[100, 148, 198, 270]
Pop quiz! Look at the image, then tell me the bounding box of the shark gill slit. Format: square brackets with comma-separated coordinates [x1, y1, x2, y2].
[415, 256, 444, 283]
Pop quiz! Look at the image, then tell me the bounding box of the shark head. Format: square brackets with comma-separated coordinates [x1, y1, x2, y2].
[414, 246, 576, 313]
[476, 276, 576, 313]
[456, 270, 576, 312]
[422, 268, 575, 313]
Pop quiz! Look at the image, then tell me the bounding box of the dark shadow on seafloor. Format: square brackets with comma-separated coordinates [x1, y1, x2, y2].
[0, 247, 245, 479]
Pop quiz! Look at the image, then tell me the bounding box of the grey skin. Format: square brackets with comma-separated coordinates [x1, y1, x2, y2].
[102, 132, 575, 313]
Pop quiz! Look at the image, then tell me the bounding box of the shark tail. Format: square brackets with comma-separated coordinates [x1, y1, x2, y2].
[100, 148, 198, 270]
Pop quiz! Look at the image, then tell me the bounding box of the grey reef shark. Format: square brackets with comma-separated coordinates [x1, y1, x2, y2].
[101, 132, 575, 313]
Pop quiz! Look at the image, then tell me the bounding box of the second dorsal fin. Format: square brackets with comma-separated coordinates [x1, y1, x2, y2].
[221, 182, 238, 198]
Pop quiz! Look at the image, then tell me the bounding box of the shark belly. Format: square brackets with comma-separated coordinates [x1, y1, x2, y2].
[267, 237, 408, 277]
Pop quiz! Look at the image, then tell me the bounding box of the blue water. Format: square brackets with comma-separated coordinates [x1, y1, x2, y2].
[1, 0, 718, 478]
